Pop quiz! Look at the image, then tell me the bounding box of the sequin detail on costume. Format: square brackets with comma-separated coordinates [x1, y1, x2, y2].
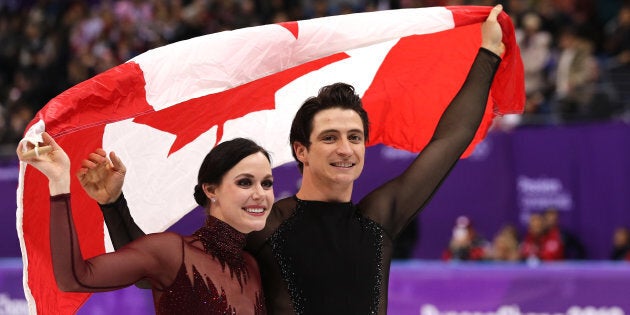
[270, 197, 385, 314]
[157, 262, 235, 314]
[355, 212, 384, 314]
[158, 264, 267, 315]
[194, 216, 249, 290]
[254, 290, 267, 315]
[157, 215, 267, 314]
[270, 199, 306, 314]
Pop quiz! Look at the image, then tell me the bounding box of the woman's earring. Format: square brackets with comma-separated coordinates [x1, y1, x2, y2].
[210, 197, 216, 203]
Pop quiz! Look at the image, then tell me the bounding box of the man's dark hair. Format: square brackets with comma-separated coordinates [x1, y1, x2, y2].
[289, 82, 369, 173]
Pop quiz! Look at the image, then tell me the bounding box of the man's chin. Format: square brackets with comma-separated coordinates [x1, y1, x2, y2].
[331, 173, 359, 185]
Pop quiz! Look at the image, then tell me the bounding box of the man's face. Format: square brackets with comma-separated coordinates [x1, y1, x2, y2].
[297, 108, 366, 187]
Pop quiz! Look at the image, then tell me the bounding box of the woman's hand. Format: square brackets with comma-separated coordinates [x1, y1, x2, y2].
[16, 132, 71, 195]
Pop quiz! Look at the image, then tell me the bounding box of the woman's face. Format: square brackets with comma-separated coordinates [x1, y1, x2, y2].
[209, 152, 274, 233]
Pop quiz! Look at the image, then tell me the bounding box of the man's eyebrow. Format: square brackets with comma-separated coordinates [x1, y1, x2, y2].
[317, 129, 340, 134]
[317, 128, 364, 135]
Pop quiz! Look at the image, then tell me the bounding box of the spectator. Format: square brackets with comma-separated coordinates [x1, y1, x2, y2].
[550, 25, 600, 122]
[604, 4, 630, 66]
[515, 11, 553, 124]
[520, 212, 564, 261]
[487, 224, 521, 262]
[610, 227, 630, 261]
[442, 216, 489, 261]
[543, 207, 586, 259]
[603, 4, 630, 112]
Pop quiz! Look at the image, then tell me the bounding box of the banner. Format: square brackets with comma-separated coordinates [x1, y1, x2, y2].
[388, 261, 630, 314]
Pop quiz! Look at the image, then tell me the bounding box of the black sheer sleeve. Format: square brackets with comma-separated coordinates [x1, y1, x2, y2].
[358, 48, 501, 239]
[99, 193, 152, 289]
[100, 193, 147, 247]
[50, 194, 180, 292]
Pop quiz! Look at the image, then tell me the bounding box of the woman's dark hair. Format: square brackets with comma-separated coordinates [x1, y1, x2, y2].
[193, 138, 271, 207]
[289, 82, 369, 173]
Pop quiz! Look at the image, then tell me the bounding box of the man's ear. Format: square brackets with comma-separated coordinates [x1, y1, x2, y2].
[293, 141, 308, 163]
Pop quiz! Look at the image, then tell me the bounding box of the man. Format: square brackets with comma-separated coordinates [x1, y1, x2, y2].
[79, 5, 505, 314]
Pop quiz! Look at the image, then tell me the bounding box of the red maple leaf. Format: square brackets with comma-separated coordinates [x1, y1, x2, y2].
[133, 52, 349, 156]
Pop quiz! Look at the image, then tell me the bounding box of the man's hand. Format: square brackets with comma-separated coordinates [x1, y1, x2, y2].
[77, 148, 126, 204]
[481, 4, 505, 57]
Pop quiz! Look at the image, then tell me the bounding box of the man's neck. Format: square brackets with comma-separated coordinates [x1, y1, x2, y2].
[296, 179, 353, 203]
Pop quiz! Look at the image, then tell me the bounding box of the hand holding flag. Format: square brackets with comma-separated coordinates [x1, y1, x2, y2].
[17, 132, 71, 196]
[20, 145, 53, 159]
[481, 5, 505, 57]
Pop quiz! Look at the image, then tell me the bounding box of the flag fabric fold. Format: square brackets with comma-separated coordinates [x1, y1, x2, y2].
[17, 6, 524, 314]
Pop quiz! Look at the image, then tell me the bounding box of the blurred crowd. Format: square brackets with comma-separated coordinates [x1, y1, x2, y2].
[0, 0, 629, 157]
[496, 0, 630, 129]
[442, 208, 630, 262]
[1, 0, 629, 155]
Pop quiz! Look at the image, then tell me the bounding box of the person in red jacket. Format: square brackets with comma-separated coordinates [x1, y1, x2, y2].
[442, 216, 489, 261]
[520, 212, 564, 261]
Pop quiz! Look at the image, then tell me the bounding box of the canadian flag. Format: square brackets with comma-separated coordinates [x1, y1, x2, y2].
[17, 6, 523, 314]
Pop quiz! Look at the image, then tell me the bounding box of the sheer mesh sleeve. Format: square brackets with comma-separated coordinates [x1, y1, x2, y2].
[50, 194, 179, 292]
[99, 193, 152, 289]
[100, 193, 146, 247]
[358, 48, 501, 239]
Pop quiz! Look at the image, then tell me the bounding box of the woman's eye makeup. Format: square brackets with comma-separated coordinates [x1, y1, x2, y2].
[237, 178, 252, 186]
[262, 179, 274, 188]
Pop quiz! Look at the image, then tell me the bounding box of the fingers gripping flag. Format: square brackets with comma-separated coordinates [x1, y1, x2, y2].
[17, 6, 524, 314]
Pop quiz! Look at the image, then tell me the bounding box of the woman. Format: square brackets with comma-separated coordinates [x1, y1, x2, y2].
[17, 132, 273, 314]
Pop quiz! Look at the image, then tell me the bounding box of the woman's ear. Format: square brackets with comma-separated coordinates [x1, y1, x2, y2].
[202, 183, 216, 201]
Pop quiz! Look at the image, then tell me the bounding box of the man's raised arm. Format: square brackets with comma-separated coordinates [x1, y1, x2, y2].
[77, 149, 150, 288]
[360, 5, 505, 237]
